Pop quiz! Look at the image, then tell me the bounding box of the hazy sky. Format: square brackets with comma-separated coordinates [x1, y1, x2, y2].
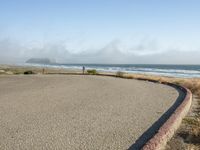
[0, 0, 200, 64]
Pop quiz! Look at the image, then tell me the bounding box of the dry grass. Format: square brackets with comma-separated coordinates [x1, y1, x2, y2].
[183, 116, 200, 139]
[0, 66, 43, 74]
[124, 73, 200, 98]
[0, 65, 82, 75]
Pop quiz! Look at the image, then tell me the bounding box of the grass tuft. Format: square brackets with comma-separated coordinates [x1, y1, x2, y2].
[87, 69, 98, 75]
[24, 70, 34, 75]
[116, 71, 125, 77]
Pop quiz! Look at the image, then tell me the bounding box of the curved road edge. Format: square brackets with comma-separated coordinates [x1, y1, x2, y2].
[47, 73, 193, 150]
[142, 82, 192, 150]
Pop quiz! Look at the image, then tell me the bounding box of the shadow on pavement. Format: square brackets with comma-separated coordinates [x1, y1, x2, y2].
[128, 85, 186, 150]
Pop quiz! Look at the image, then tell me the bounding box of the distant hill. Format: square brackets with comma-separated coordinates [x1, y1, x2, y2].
[26, 58, 53, 64]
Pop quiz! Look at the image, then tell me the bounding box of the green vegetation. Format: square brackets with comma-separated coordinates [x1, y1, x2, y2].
[87, 69, 98, 75]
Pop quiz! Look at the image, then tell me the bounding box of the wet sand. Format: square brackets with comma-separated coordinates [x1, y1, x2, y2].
[0, 75, 180, 150]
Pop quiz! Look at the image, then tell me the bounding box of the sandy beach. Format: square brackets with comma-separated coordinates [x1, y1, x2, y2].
[0, 75, 181, 149]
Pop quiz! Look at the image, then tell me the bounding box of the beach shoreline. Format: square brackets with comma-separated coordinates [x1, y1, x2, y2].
[1, 63, 200, 78]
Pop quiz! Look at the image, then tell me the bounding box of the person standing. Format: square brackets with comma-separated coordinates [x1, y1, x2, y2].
[82, 66, 85, 74]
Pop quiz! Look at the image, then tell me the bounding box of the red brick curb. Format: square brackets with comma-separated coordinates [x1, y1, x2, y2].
[142, 83, 192, 150]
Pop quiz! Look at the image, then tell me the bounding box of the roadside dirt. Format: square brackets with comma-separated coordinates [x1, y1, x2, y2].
[166, 96, 200, 150]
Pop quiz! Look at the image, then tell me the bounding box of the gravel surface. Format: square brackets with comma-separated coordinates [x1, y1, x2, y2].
[0, 75, 179, 150]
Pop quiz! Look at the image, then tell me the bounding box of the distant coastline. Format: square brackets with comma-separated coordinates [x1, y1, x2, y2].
[1, 63, 200, 78]
[20, 63, 200, 78]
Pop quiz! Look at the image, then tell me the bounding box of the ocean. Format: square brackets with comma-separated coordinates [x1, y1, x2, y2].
[25, 63, 200, 78]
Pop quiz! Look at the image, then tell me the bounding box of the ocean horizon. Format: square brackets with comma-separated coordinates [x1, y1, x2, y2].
[22, 63, 200, 78]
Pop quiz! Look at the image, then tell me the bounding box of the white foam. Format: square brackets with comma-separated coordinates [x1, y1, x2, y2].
[22, 63, 200, 78]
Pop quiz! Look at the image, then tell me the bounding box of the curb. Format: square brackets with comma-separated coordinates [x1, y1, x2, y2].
[142, 83, 192, 150]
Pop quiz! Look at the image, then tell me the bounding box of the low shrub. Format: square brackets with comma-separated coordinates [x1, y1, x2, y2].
[87, 69, 97, 75]
[24, 70, 34, 75]
[116, 71, 124, 77]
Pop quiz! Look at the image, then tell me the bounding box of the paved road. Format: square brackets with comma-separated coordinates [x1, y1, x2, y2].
[0, 75, 180, 150]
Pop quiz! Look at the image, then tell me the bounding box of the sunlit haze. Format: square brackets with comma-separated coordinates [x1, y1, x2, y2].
[0, 0, 200, 64]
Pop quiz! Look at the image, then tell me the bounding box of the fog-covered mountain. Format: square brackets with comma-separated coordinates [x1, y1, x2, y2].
[26, 58, 53, 64]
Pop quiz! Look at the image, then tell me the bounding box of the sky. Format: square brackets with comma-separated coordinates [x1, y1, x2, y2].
[0, 0, 200, 64]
